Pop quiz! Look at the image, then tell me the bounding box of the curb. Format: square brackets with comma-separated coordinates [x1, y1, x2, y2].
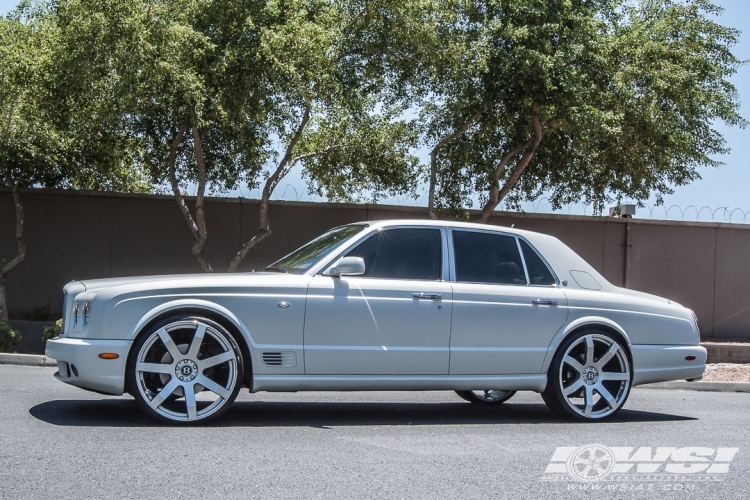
[636, 380, 750, 393]
[0, 353, 58, 367]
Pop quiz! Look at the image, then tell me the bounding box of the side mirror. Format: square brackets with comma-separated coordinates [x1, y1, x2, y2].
[322, 256, 366, 277]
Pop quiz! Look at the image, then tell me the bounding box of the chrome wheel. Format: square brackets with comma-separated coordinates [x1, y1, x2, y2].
[455, 389, 516, 405]
[556, 333, 631, 419]
[130, 318, 241, 423]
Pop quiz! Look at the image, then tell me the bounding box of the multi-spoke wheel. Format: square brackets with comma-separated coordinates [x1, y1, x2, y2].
[127, 316, 243, 424]
[455, 390, 516, 405]
[542, 330, 631, 421]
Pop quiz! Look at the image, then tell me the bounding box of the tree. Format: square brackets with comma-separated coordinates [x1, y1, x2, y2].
[53, 0, 420, 273]
[419, 0, 745, 220]
[0, 3, 149, 322]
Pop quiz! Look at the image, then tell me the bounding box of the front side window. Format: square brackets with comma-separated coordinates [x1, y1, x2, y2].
[344, 228, 442, 280]
[452, 230, 527, 285]
[268, 224, 367, 274]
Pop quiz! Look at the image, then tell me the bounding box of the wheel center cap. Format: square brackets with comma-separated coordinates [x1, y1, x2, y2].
[175, 359, 199, 382]
[583, 366, 599, 385]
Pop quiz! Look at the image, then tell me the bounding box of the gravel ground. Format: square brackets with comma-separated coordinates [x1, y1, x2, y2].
[703, 363, 750, 383]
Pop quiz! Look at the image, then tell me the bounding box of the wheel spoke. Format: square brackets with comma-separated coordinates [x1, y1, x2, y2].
[563, 378, 585, 396]
[156, 327, 182, 361]
[186, 323, 207, 359]
[596, 384, 617, 409]
[148, 379, 179, 410]
[199, 350, 235, 370]
[197, 375, 231, 400]
[584, 386, 594, 416]
[137, 362, 173, 375]
[600, 371, 629, 381]
[185, 386, 197, 420]
[563, 356, 585, 374]
[584, 335, 595, 366]
[595, 343, 619, 369]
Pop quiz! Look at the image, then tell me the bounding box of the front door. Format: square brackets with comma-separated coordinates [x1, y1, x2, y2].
[304, 227, 452, 375]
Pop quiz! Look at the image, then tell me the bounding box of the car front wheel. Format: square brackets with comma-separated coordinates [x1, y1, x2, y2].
[127, 316, 243, 424]
[541, 330, 631, 421]
[455, 390, 516, 405]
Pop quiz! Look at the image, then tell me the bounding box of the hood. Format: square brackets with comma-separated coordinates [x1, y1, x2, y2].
[75, 271, 294, 293]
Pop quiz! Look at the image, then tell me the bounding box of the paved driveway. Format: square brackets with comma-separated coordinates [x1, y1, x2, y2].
[1, 365, 749, 499]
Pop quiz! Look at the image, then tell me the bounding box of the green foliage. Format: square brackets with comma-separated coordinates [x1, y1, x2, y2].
[0, 322, 19, 352]
[42, 319, 62, 342]
[413, 0, 745, 216]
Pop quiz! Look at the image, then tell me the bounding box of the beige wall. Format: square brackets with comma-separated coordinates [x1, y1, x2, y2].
[1, 189, 748, 339]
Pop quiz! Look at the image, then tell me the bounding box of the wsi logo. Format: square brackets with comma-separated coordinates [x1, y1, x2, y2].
[544, 444, 739, 482]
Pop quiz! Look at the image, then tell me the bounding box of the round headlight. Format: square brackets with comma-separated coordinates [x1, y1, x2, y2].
[73, 302, 79, 327]
[82, 301, 90, 327]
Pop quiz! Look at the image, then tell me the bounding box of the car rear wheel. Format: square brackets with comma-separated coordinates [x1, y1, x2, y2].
[455, 390, 516, 405]
[127, 316, 243, 424]
[542, 330, 631, 421]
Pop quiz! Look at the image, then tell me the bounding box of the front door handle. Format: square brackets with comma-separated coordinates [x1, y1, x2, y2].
[532, 299, 558, 306]
[413, 292, 443, 300]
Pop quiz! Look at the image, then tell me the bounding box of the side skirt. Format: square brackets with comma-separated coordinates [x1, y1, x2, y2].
[251, 374, 547, 393]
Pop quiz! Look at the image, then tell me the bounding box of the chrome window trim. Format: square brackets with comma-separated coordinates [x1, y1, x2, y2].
[515, 237, 531, 285]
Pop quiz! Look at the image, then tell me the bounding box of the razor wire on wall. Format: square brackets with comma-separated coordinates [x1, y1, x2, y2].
[237, 183, 750, 224]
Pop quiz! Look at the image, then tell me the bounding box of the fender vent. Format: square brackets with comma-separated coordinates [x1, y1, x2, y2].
[262, 352, 297, 367]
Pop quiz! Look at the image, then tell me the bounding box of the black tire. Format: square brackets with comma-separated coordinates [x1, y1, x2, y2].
[542, 329, 632, 421]
[455, 390, 517, 405]
[127, 315, 244, 425]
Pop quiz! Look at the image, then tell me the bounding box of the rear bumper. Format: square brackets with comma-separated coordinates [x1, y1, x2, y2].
[45, 337, 132, 395]
[631, 344, 707, 386]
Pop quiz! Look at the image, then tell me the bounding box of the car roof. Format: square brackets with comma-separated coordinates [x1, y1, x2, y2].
[353, 219, 541, 239]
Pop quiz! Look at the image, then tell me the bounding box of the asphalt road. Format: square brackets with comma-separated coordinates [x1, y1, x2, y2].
[1, 365, 749, 499]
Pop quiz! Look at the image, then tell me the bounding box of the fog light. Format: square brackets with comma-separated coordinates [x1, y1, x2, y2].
[99, 353, 119, 360]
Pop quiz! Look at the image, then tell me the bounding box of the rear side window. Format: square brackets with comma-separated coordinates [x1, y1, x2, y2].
[452, 231, 527, 285]
[345, 228, 442, 280]
[519, 239, 556, 285]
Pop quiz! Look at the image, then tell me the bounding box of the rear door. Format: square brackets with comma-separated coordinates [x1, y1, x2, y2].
[448, 229, 568, 375]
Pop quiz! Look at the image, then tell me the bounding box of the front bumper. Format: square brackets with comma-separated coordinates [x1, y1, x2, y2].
[45, 337, 132, 395]
[631, 344, 707, 386]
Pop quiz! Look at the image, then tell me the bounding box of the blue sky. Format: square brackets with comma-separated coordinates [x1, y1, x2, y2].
[3, 0, 749, 221]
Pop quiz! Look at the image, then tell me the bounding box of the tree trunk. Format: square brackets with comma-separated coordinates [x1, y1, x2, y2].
[475, 108, 545, 224]
[167, 121, 213, 273]
[427, 104, 490, 219]
[0, 169, 26, 323]
[227, 106, 312, 272]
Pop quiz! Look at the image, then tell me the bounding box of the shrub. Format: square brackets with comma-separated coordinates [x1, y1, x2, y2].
[0, 322, 20, 352]
[42, 319, 62, 343]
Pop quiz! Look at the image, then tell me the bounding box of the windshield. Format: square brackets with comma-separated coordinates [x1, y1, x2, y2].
[266, 224, 368, 274]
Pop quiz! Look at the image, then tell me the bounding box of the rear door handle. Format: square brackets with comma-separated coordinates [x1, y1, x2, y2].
[413, 292, 443, 300]
[532, 299, 558, 306]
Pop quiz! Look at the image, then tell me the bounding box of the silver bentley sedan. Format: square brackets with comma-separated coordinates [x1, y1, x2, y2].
[46, 220, 706, 424]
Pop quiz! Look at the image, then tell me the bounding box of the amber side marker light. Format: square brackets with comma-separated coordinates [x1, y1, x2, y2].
[99, 353, 119, 360]
[685, 355, 697, 361]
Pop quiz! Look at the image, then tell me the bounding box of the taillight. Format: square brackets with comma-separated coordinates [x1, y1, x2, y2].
[690, 309, 700, 335]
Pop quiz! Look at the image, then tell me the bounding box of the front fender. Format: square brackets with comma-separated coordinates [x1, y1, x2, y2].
[117, 298, 257, 347]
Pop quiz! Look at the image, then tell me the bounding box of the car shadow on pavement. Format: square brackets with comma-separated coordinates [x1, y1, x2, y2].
[29, 398, 697, 427]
